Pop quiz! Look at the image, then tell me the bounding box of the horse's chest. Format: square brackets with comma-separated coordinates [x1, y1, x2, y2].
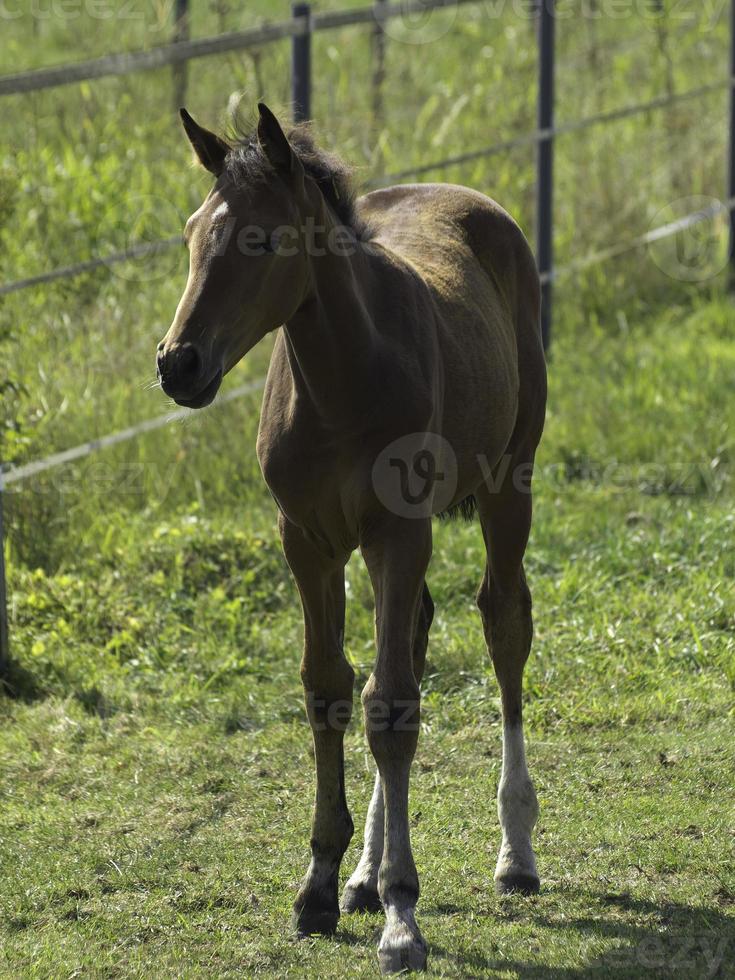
[257, 424, 357, 552]
[260, 435, 331, 505]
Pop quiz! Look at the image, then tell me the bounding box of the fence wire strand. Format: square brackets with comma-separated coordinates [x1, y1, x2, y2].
[1, 77, 729, 298]
[1, 198, 729, 486]
[0, 378, 266, 488]
[0, 0, 480, 97]
[0, 238, 182, 297]
[1, 0, 732, 484]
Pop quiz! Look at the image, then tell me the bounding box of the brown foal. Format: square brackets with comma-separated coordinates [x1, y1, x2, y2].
[157, 103, 547, 973]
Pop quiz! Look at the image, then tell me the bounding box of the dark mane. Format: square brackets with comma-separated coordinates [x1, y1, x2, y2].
[224, 123, 371, 241]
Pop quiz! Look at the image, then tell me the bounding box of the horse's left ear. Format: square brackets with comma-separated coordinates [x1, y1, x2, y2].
[180, 108, 229, 176]
[257, 102, 299, 176]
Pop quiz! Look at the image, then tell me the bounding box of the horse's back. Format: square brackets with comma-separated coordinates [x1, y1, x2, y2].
[358, 183, 537, 313]
[358, 182, 546, 457]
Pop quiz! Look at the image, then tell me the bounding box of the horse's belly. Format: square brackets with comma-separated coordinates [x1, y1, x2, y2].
[433, 312, 520, 503]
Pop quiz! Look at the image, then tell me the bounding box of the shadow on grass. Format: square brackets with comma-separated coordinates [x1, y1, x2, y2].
[0, 658, 45, 702]
[417, 890, 733, 977]
[1, 667, 119, 714]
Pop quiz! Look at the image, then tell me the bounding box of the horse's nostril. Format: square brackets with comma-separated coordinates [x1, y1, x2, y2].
[178, 343, 200, 382]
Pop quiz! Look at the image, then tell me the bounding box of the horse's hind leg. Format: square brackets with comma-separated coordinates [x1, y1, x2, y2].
[475, 468, 540, 895]
[341, 583, 434, 914]
[340, 767, 384, 913]
[280, 515, 355, 936]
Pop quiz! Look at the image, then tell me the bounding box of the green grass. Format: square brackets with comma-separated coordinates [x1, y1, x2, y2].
[1, 4, 734, 975]
[1, 298, 734, 977]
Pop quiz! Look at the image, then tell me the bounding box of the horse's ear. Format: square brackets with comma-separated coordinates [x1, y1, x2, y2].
[257, 102, 297, 175]
[180, 108, 229, 176]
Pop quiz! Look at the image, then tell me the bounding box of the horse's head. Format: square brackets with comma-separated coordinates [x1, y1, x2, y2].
[156, 103, 314, 408]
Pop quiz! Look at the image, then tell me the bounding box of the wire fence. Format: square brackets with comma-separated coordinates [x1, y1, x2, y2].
[0, 378, 266, 488]
[0, 78, 729, 299]
[0, 195, 729, 487]
[0, 0, 479, 96]
[1, 0, 734, 671]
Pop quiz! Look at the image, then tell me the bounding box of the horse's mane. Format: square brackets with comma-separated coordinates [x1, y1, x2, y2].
[224, 122, 371, 241]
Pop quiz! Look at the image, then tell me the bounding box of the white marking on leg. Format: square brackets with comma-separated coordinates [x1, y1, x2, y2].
[376, 769, 426, 972]
[495, 723, 539, 884]
[343, 772, 383, 898]
[378, 904, 427, 972]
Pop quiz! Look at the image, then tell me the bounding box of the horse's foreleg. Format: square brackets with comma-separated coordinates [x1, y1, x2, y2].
[360, 518, 431, 974]
[342, 583, 433, 915]
[280, 516, 354, 936]
[476, 479, 540, 895]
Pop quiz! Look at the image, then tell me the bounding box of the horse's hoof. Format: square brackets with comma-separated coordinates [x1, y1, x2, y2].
[292, 905, 340, 937]
[494, 871, 540, 896]
[377, 935, 427, 974]
[340, 881, 382, 914]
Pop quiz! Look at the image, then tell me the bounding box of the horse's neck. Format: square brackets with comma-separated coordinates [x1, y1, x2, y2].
[282, 245, 378, 419]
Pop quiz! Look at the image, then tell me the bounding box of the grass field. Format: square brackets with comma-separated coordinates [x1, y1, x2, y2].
[2, 297, 734, 976]
[1, 1, 735, 977]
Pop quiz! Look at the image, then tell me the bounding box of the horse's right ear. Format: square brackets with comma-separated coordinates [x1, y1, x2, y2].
[180, 108, 229, 176]
[257, 102, 297, 174]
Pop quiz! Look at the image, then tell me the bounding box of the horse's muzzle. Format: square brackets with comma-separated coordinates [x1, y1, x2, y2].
[156, 342, 222, 408]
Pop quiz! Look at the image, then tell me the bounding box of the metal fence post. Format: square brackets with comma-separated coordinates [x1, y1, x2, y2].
[372, 0, 387, 124]
[292, 3, 312, 123]
[172, 0, 190, 111]
[0, 482, 9, 678]
[536, 0, 555, 351]
[728, 0, 735, 282]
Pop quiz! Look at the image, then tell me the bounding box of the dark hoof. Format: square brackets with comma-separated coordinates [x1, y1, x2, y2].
[292, 905, 340, 936]
[341, 882, 383, 914]
[494, 872, 540, 896]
